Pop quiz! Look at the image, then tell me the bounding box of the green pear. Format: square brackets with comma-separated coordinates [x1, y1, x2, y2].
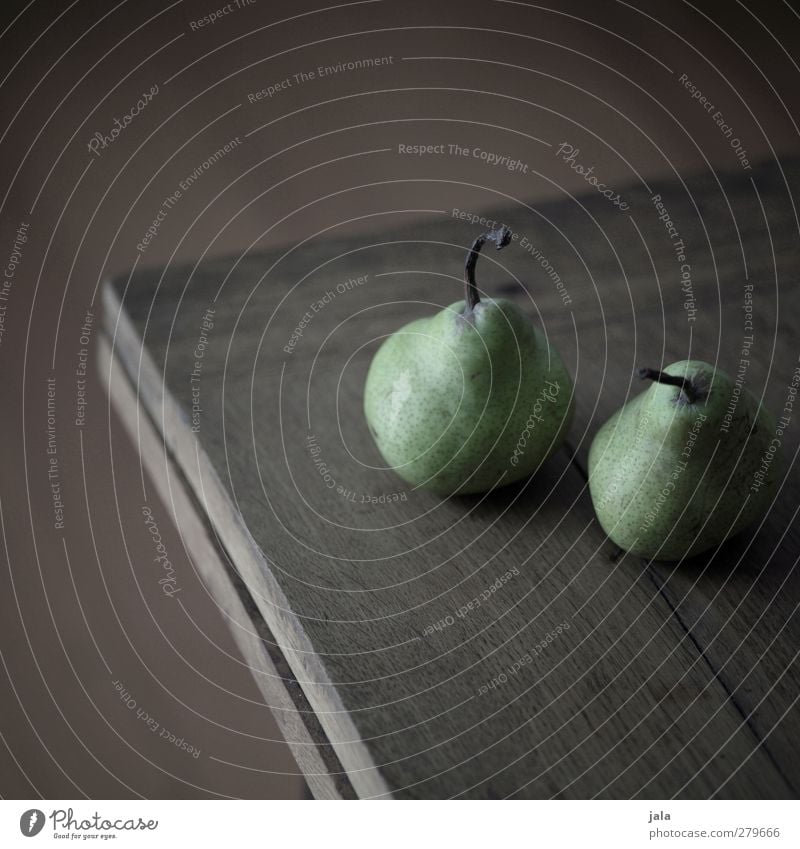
[588, 360, 779, 561]
[363, 227, 574, 495]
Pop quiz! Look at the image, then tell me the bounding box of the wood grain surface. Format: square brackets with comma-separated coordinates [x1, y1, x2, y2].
[99, 333, 356, 800]
[103, 158, 800, 798]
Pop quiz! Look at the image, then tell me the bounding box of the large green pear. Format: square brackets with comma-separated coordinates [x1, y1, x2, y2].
[588, 360, 779, 561]
[363, 227, 574, 495]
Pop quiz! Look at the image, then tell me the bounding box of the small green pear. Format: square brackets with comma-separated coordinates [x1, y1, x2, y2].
[588, 360, 779, 561]
[363, 227, 574, 495]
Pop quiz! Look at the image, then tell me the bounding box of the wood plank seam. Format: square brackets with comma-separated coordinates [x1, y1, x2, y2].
[569, 442, 798, 797]
[645, 568, 798, 798]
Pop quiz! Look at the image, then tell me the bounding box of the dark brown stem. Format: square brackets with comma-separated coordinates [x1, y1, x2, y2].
[638, 367, 698, 404]
[464, 225, 512, 313]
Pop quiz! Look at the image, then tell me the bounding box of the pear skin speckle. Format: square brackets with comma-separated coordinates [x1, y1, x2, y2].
[364, 298, 574, 495]
[588, 360, 780, 561]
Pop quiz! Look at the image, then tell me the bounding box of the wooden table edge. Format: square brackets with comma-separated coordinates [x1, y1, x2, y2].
[99, 280, 392, 799]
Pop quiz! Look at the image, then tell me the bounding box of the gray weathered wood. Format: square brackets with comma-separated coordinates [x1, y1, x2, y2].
[563, 295, 800, 791]
[498, 160, 800, 793]
[99, 332, 356, 800]
[102, 159, 799, 798]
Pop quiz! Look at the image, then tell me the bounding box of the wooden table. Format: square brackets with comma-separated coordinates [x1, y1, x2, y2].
[100, 158, 800, 799]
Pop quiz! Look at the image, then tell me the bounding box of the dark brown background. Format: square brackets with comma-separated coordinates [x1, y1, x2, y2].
[0, 0, 797, 798]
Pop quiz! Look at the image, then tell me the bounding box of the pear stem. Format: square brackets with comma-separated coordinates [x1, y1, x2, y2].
[638, 367, 698, 404]
[464, 225, 512, 313]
